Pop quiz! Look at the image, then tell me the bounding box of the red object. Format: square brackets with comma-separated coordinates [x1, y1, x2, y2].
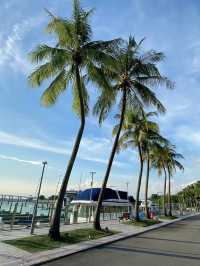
[123, 212, 129, 219]
[150, 212, 155, 219]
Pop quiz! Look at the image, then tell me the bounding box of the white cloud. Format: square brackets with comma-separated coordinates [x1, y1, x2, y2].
[0, 153, 41, 166]
[179, 180, 197, 189]
[0, 16, 44, 73]
[158, 100, 190, 129]
[176, 127, 200, 146]
[0, 130, 128, 168]
[0, 130, 69, 155]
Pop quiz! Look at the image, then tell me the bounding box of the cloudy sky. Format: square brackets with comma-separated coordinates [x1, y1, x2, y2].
[0, 0, 199, 198]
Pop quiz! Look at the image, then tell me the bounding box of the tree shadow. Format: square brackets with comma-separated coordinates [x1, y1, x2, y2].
[136, 236, 200, 245]
[102, 245, 200, 261]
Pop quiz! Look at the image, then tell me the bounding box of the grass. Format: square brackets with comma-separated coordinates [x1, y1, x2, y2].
[159, 215, 177, 220]
[124, 219, 161, 227]
[4, 228, 118, 253]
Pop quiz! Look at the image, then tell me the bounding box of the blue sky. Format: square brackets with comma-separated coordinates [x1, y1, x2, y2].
[0, 0, 200, 197]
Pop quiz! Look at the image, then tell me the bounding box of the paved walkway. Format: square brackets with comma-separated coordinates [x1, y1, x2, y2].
[0, 220, 138, 265]
[0, 214, 198, 265]
[0, 222, 94, 265]
[43, 215, 200, 266]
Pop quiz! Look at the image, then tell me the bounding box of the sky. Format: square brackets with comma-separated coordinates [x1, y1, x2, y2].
[0, 0, 200, 198]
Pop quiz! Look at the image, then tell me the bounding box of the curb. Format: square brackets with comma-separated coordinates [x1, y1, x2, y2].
[5, 213, 200, 266]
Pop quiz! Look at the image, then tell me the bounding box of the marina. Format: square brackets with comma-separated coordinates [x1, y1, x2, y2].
[0, 188, 134, 229]
[0, 194, 67, 228]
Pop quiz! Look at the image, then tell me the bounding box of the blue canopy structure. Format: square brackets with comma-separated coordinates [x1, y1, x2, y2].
[75, 188, 127, 201]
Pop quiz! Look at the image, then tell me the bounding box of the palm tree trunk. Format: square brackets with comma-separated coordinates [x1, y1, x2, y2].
[135, 142, 144, 221]
[163, 165, 167, 216]
[93, 89, 127, 230]
[144, 152, 150, 219]
[49, 65, 85, 240]
[168, 170, 172, 216]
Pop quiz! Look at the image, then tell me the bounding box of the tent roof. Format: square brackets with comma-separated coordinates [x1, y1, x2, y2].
[75, 188, 128, 201]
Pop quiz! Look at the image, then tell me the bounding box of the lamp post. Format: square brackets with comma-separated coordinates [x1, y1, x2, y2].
[31, 161, 47, 234]
[89, 171, 96, 222]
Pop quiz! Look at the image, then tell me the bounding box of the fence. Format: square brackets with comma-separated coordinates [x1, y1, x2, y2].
[0, 195, 199, 232]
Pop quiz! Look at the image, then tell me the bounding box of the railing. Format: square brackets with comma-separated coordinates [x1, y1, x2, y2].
[0, 200, 199, 232]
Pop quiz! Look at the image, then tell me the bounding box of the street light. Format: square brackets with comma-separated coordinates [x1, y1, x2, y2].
[89, 171, 96, 222]
[30, 161, 47, 234]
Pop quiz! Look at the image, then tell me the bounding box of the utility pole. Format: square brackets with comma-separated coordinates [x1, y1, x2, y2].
[89, 171, 96, 222]
[31, 161, 47, 234]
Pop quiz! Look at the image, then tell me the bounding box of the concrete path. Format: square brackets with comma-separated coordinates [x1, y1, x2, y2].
[0, 241, 29, 266]
[43, 215, 200, 266]
[0, 220, 137, 265]
[0, 214, 198, 265]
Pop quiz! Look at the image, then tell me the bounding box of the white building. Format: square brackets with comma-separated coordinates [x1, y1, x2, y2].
[70, 188, 133, 223]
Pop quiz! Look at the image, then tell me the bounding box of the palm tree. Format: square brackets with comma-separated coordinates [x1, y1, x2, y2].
[115, 111, 166, 221]
[166, 149, 184, 216]
[93, 37, 173, 229]
[151, 143, 171, 216]
[28, 0, 120, 240]
[142, 118, 168, 219]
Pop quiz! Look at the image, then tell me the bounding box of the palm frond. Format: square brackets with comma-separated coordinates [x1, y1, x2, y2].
[29, 45, 70, 63]
[41, 69, 70, 106]
[132, 81, 166, 114]
[45, 12, 74, 48]
[139, 50, 165, 64]
[93, 86, 117, 124]
[28, 62, 61, 87]
[86, 62, 112, 91]
[136, 76, 174, 89]
[125, 91, 144, 114]
[73, 0, 92, 45]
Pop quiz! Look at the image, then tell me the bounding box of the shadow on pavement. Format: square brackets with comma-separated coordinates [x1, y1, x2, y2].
[101, 245, 200, 261]
[136, 236, 200, 245]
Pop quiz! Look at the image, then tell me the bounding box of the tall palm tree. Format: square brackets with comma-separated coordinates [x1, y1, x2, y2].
[93, 37, 173, 229]
[28, 0, 120, 240]
[151, 143, 171, 216]
[114, 111, 166, 221]
[166, 149, 184, 216]
[143, 119, 168, 219]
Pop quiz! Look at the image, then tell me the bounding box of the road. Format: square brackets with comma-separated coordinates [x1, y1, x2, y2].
[42, 215, 200, 266]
